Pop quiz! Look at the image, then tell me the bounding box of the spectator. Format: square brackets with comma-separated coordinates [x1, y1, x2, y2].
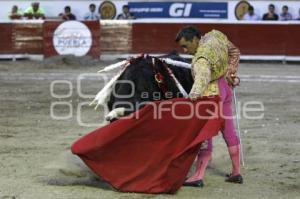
[24, 2, 45, 19]
[242, 5, 260, 21]
[280, 5, 293, 21]
[9, 5, 22, 20]
[297, 8, 300, 20]
[59, 6, 76, 20]
[262, 4, 278, 20]
[117, 5, 135, 20]
[84, 4, 100, 21]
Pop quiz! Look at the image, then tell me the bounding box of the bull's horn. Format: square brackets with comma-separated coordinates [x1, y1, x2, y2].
[160, 58, 192, 69]
[98, 60, 128, 73]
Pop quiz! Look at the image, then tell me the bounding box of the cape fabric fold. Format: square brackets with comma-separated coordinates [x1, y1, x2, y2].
[71, 97, 223, 194]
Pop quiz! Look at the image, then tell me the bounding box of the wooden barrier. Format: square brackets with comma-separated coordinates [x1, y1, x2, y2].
[12, 23, 43, 54]
[286, 25, 300, 56]
[131, 22, 300, 56]
[0, 21, 300, 59]
[0, 23, 13, 54]
[0, 22, 43, 54]
[100, 21, 132, 53]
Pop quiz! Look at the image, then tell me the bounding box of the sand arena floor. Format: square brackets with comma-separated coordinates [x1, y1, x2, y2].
[0, 57, 299, 199]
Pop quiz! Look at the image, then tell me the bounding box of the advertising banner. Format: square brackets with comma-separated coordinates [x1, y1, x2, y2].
[128, 2, 228, 19]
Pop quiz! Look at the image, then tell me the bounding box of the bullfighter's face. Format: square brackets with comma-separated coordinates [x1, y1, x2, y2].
[177, 37, 199, 55]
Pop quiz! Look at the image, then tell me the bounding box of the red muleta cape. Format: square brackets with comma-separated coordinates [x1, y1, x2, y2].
[71, 97, 223, 194]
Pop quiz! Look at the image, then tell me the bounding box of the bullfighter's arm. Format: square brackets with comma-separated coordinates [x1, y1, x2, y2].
[189, 58, 211, 99]
[226, 41, 240, 85]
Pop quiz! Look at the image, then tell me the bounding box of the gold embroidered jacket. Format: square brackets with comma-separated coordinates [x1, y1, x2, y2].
[191, 29, 240, 97]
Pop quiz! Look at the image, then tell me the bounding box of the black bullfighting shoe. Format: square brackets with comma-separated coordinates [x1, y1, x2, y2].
[183, 179, 204, 187]
[225, 174, 243, 184]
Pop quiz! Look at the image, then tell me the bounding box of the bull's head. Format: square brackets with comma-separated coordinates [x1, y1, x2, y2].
[94, 53, 193, 122]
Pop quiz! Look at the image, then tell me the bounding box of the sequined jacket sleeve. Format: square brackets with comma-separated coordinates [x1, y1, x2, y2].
[190, 58, 211, 96]
[227, 41, 240, 75]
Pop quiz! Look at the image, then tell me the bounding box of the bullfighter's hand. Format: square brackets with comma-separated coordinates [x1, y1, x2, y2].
[226, 71, 240, 87]
[189, 92, 200, 101]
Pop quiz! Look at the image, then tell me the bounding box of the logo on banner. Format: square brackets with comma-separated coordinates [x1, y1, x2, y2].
[169, 3, 192, 17]
[235, 1, 250, 20]
[99, 1, 117, 19]
[53, 21, 92, 56]
[129, 2, 227, 19]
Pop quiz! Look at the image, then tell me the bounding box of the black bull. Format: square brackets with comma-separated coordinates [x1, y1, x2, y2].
[106, 53, 194, 120]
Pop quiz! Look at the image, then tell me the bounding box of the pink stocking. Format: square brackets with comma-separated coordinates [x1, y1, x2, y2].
[228, 144, 241, 176]
[186, 150, 211, 182]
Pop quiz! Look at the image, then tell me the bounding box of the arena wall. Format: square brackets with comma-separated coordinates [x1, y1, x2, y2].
[0, 20, 300, 60]
[130, 20, 300, 56]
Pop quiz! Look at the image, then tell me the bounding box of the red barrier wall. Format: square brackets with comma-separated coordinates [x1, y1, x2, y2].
[0, 23, 43, 54]
[0, 24, 13, 53]
[12, 23, 43, 54]
[131, 23, 300, 56]
[0, 21, 299, 58]
[286, 25, 300, 56]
